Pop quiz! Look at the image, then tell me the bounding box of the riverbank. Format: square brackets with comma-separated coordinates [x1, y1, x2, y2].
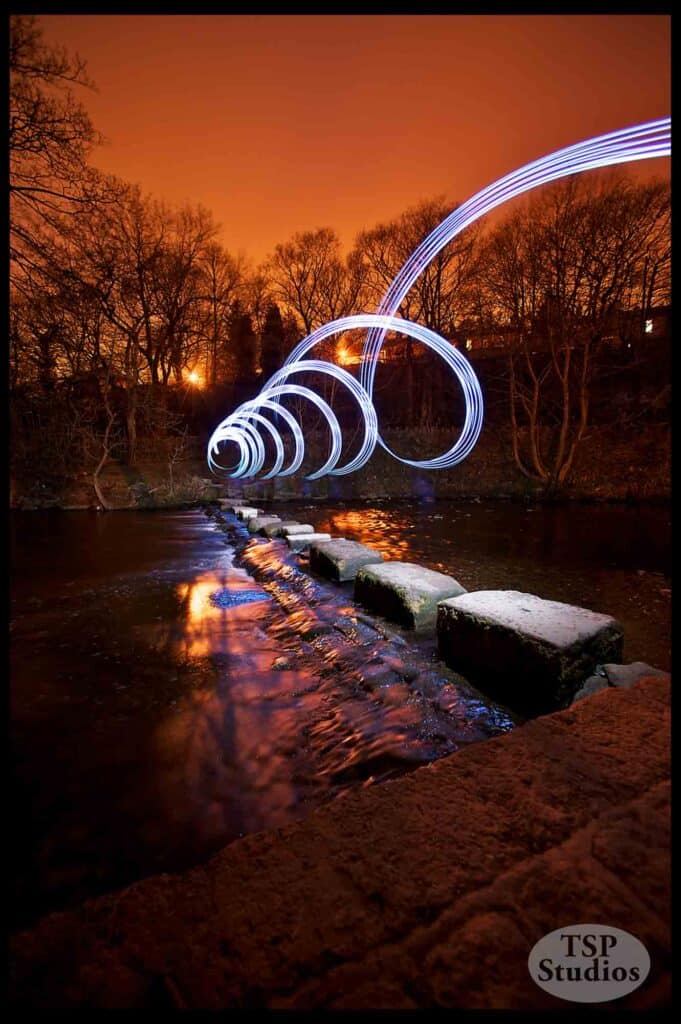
[10, 422, 670, 510]
[10, 675, 670, 1009]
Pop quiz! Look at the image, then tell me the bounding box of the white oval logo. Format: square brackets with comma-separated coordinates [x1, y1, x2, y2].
[528, 924, 650, 1003]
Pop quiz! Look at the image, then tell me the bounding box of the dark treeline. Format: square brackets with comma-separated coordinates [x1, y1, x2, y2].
[10, 16, 670, 503]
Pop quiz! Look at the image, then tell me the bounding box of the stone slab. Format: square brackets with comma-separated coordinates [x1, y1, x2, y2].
[437, 589, 623, 712]
[247, 516, 281, 534]
[309, 539, 384, 582]
[286, 532, 333, 552]
[355, 561, 467, 630]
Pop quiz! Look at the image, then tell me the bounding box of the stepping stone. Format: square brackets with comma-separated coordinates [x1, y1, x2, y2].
[235, 507, 264, 520]
[437, 590, 623, 712]
[247, 515, 280, 534]
[309, 539, 383, 583]
[286, 532, 333, 552]
[355, 561, 466, 630]
[279, 524, 315, 536]
[260, 520, 301, 538]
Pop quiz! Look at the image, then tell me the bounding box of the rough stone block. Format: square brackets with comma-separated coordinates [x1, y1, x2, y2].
[286, 532, 333, 552]
[309, 539, 383, 582]
[355, 561, 467, 630]
[437, 590, 623, 712]
[247, 515, 280, 534]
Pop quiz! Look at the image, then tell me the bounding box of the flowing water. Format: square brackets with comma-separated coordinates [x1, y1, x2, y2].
[10, 500, 670, 928]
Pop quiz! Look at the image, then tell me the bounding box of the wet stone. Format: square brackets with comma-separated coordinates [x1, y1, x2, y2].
[355, 561, 466, 630]
[279, 524, 315, 537]
[309, 539, 384, 583]
[437, 589, 624, 713]
[247, 516, 281, 534]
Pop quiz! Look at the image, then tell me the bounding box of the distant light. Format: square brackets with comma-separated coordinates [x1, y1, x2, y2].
[645, 319, 654, 334]
[337, 346, 350, 365]
[188, 370, 201, 386]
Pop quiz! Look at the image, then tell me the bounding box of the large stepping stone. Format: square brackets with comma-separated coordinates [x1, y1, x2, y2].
[355, 561, 466, 630]
[260, 520, 302, 538]
[247, 515, 280, 534]
[286, 532, 333, 552]
[309, 539, 383, 582]
[437, 590, 623, 712]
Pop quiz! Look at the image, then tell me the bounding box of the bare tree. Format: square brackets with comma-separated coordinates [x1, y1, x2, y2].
[197, 242, 245, 385]
[265, 227, 365, 336]
[355, 197, 484, 424]
[480, 174, 670, 491]
[9, 15, 115, 289]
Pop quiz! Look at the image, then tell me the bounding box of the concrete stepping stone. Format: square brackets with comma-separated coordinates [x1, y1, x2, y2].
[437, 589, 623, 711]
[355, 561, 466, 630]
[286, 532, 333, 552]
[309, 539, 383, 582]
[260, 520, 302, 538]
[247, 515, 280, 534]
[279, 524, 315, 536]
[234, 507, 264, 520]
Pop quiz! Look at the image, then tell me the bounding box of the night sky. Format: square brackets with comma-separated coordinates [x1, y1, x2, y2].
[41, 14, 670, 261]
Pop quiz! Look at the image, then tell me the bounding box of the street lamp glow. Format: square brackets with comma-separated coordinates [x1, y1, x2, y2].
[188, 370, 201, 386]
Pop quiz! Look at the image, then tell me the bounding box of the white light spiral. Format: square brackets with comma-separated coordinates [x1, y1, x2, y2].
[208, 118, 670, 480]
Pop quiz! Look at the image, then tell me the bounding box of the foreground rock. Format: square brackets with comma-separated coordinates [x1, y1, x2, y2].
[438, 590, 623, 712]
[9, 678, 670, 1009]
[286, 532, 333, 552]
[309, 539, 384, 583]
[247, 515, 281, 534]
[355, 561, 466, 630]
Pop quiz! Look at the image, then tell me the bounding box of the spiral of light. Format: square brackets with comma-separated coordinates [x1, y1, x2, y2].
[208, 118, 670, 481]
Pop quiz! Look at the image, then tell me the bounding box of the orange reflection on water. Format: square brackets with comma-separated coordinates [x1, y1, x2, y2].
[329, 509, 414, 562]
[173, 573, 270, 659]
[151, 569, 329, 845]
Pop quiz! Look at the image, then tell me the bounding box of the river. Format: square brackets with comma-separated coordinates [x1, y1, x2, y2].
[10, 499, 670, 928]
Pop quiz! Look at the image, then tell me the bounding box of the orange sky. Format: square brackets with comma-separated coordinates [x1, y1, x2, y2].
[41, 14, 670, 264]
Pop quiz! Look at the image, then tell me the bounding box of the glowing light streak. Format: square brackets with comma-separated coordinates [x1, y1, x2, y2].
[208, 118, 670, 480]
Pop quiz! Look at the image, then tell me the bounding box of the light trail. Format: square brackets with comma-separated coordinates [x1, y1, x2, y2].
[208, 118, 670, 481]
